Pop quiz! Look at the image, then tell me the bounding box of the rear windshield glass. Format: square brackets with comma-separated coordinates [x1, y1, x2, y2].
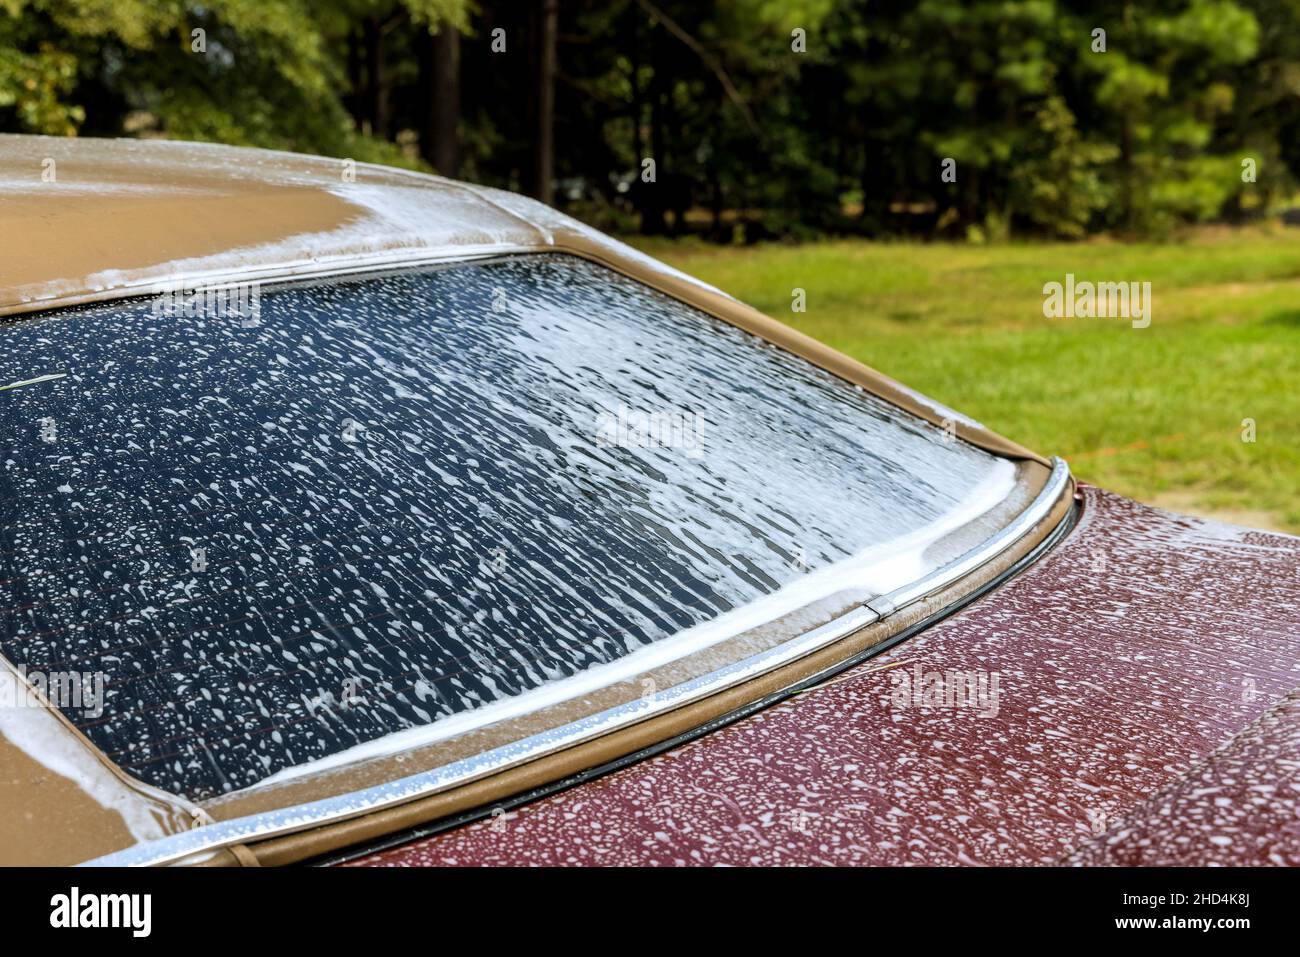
[0, 254, 1008, 799]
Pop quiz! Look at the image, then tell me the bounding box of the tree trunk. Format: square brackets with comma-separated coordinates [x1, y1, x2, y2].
[419, 26, 461, 177]
[347, 28, 365, 129]
[709, 169, 723, 241]
[364, 17, 388, 140]
[1120, 0, 1135, 233]
[533, 0, 558, 205]
[629, 7, 643, 173]
[627, 6, 651, 228]
[640, 26, 667, 235]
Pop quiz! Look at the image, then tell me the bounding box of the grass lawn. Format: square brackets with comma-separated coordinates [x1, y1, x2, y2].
[633, 227, 1300, 533]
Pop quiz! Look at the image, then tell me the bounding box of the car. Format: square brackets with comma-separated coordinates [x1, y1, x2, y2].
[1, 134, 1297, 867]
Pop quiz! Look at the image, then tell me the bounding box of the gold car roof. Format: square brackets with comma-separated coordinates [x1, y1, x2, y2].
[0, 133, 728, 317]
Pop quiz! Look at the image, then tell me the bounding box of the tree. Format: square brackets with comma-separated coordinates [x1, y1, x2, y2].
[1, 0, 1289, 239]
[419, 22, 460, 176]
[533, 0, 558, 203]
[0, 0, 466, 168]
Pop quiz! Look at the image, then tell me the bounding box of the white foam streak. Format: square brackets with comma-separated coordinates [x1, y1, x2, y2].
[252, 458, 1016, 789]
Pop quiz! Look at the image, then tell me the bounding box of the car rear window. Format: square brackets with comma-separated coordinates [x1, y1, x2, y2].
[0, 254, 1009, 799]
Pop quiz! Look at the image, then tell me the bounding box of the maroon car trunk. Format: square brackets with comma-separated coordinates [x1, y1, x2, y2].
[346, 487, 1300, 866]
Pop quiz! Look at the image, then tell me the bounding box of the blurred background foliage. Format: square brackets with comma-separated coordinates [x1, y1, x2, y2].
[3, 0, 1298, 240]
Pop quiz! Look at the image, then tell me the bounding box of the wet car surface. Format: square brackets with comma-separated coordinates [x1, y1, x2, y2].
[350, 488, 1300, 866]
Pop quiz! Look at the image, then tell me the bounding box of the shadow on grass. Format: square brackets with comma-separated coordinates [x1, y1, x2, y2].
[1264, 308, 1300, 327]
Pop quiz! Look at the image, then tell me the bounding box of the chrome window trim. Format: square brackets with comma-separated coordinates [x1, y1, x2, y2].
[81, 458, 1070, 867]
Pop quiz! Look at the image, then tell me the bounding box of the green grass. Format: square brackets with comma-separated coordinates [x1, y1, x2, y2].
[632, 227, 1300, 533]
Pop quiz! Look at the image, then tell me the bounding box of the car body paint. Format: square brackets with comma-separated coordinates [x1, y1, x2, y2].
[349, 486, 1300, 866]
